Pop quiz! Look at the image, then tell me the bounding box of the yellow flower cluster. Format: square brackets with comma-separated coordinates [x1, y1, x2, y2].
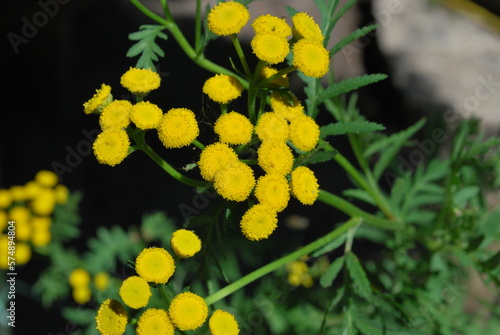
[287, 259, 314, 288]
[84, 68, 201, 167]
[94, 228, 241, 334]
[0, 170, 69, 269]
[69, 268, 110, 304]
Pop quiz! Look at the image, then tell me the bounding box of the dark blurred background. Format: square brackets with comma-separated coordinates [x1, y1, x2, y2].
[2, 0, 499, 334]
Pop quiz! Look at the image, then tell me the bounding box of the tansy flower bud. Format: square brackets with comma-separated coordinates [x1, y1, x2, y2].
[83, 84, 112, 115]
[198, 142, 239, 182]
[168, 292, 208, 331]
[203, 74, 243, 104]
[252, 14, 291, 38]
[120, 67, 161, 95]
[291, 12, 324, 43]
[136, 308, 175, 335]
[92, 129, 130, 167]
[135, 247, 175, 284]
[119, 276, 152, 309]
[207, 1, 250, 36]
[240, 204, 278, 241]
[290, 166, 319, 205]
[214, 111, 253, 145]
[251, 33, 289, 64]
[209, 310, 240, 335]
[95, 299, 128, 335]
[170, 229, 202, 258]
[157, 108, 199, 149]
[292, 39, 330, 78]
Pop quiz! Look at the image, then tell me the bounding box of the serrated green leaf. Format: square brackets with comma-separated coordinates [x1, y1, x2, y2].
[320, 121, 385, 138]
[343, 189, 376, 206]
[126, 25, 167, 70]
[312, 234, 346, 257]
[330, 24, 378, 56]
[453, 186, 480, 207]
[346, 252, 372, 300]
[317, 74, 388, 106]
[369, 118, 427, 181]
[320, 256, 345, 288]
[405, 210, 436, 225]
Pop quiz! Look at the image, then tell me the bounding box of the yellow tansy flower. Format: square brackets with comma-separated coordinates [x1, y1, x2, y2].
[120, 67, 161, 94]
[24, 181, 41, 199]
[136, 308, 175, 335]
[287, 260, 314, 288]
[34, 170, 58, 188]
[119, 276, 152, 309]
[289, 114, 320, 152]
[214, 161, 255, 202]
[240, 204, 278, 241]
[260, 66, 289, 88]
[0, 211, 7, 232]
[207, 1, 250, 36]
[9, 207, 31, 241]
[157, 108, 199, 149]
[99, 100, 132, 130]
[198, 142, 239, 182]
[131, 101, 163, 130]
[203, 74, 243, 104]
[31, 216, 51, 247]
[252, 14, 292, 38]
[168, 292, 208, 331]
[291, 12, 324, 43]
[54, 184, 69, 204]
[254, 174, 290, 212]
[31, 188, 56, 216]
[255, 112, 289, 143]
[209, 309, 240, 335]
[292, 39, 329, 78]
[93, 129, 130, 167]
[94, 272, 110, 291]
[270, 92, 305, 122]
[69, 268, 91, 288]
[83, 84, 112, 115]
[95, 299, 128, 335]
[257, 141, 294, 176]
[170, 229, 202, 258]
[135, 247, 175, 284]
[0, 189, 12, 208]
[9, 185, 27, 202]
[15, 242, 31, 265]
[290, 166, 319, 205]
[214, 111, 253, 145]
[251, 33, 289, 64]
[73, 286, 92, 304]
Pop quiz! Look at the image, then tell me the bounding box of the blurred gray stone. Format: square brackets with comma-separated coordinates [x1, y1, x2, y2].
[373, 0, 500, 135]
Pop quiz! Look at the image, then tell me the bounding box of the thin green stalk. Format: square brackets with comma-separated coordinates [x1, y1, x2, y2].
[194, 0, 202, 53]
[230, 34, 252, 77]
[321, 140, 395, 220]
[192, 139, 205, 150]
[127, 128, 207, 188]
[128, 0, 249, 89]
[205, 218, 359, 305]
[257, 65, 297, 88]
[317, 189, 403, 231]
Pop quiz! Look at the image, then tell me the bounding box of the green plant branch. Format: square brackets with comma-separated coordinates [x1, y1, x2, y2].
[230, 34, 252, 77]
[317, 189, 403, 231]
[205, 217, 360, 305]
[127, 127, 207, 188]
[321, 140, 395, 220]
[128, 0, 249, 89]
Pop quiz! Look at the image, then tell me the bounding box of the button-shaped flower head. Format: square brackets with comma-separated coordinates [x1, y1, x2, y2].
[207, 1, 250, 36]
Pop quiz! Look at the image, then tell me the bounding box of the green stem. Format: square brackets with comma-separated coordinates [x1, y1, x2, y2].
[128, 0, 249, 89]
[204, 218, 359, 305]
[317, 189, 403, 231]
[258, 65, 297, 88]
[321, 140, 395, 220]
[194, 0, 202, 53]
[192, 139, 205, 150]
[230, 34, 252, 77]
[127, 128, 207, 188]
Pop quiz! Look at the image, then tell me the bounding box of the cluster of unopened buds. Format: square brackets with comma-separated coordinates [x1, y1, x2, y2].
[83, 2, 327, 244]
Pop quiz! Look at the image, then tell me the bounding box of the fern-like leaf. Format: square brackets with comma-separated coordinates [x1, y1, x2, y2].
[127, 25, 167, 70]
